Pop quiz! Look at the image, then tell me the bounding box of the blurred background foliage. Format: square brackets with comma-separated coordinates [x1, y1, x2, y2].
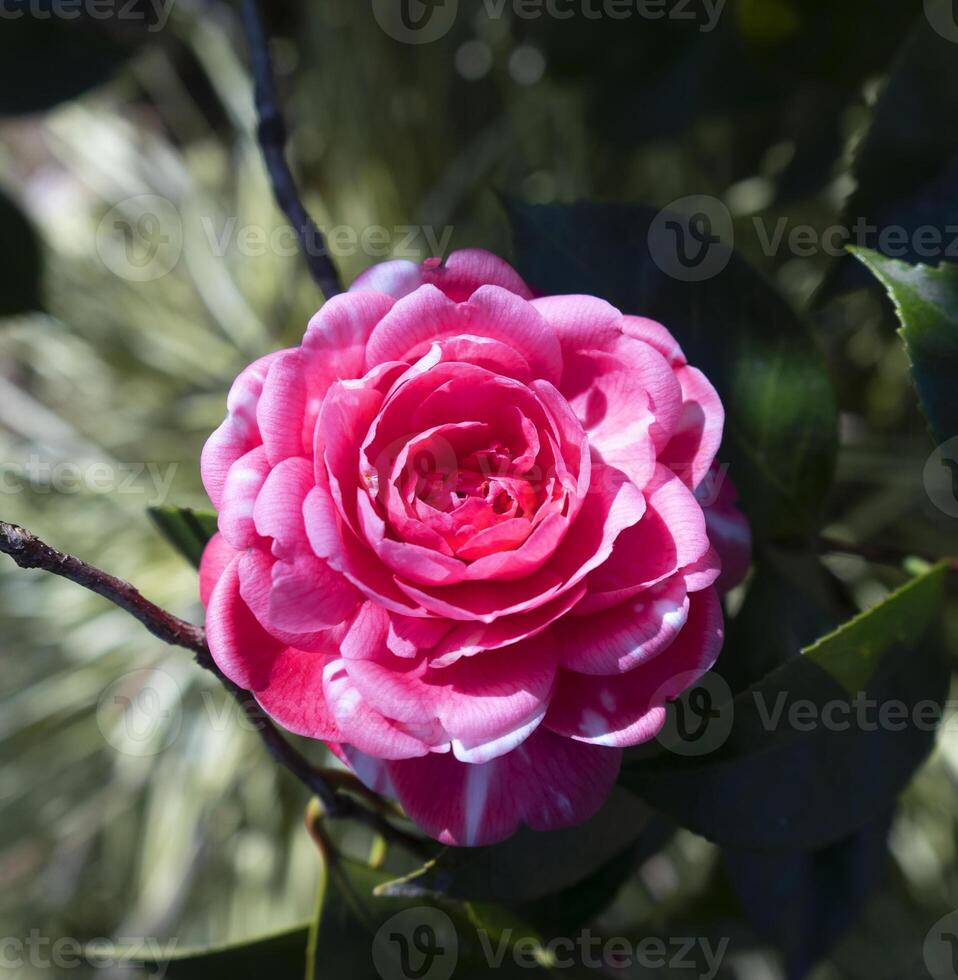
[1, 0, 957, 976]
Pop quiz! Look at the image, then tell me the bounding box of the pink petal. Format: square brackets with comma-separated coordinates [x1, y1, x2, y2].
[302, 290, 397, 393]
[269, 551, 362, 633]
[237, 548, 346, 652]
[622, 315, 686, 367]
[545, 587, 723, 747]
[351, 249, 533, 304]
[323, 659, 439, 759]
[578, 464, 710, 614]
[364, 285, 562, 384]
[429, 585, 586, 666]
[356, 488, 468, 587]
[559, 341, 683, 488]
[530, 294, 623, 356]
[424, 249, 534, 301]
[658, 365, 724, 490]
[432, 334, 532, 383]
[697, 468, 752, 592]
[387, 614, 452, 658]
[396, 461, 643, 622]
[318, 380, 385, 534]
[256, 349, 309, 466]
[253, 456, 313, 554]
[199, 532, 239, 607]
[559, 575, 691, 675]
[683, 545, 723, 592]
[204, 556, 341, 739]
[349, 260, 424, 299]
[201, 351, 284, 508]
[218, 445, 270, 550]
[384, 729, 621, 846]
[341, 606, 556, 747]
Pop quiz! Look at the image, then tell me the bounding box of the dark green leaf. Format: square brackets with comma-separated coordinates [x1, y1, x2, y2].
[309, 853, 571, 980]
[147, 506, 218, 569]
[376, 788, 651, 904]
[719, 549, 843, 695]
[822, 2, 958, 297]
[88, 925, 309, 979]
[852, 249, 958, 444]
[0, 186, 43, 316]
[506, 199, 838, 541]
[723, 810, 893, 980]
[0, 6, 149, 116]
[621, 562, 949, 849]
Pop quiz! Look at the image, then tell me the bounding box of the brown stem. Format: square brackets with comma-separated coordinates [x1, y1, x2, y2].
[0, 520, 429, 856]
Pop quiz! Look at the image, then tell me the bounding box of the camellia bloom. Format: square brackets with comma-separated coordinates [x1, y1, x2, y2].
[199, 249, 751, 846]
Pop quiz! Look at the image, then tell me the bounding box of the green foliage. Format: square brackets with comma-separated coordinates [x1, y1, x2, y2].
[0, 10, 146, 116]
[0, 188, 42, 316]
[853, 249, 958, 443]
[621, 562, 949, 849]
[507, 199, 839, 541]
[147, 506, 218, 569]
[376, 788, 650, 905]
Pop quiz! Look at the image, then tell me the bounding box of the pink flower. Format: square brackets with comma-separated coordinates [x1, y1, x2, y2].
[199, 249, 751, 846]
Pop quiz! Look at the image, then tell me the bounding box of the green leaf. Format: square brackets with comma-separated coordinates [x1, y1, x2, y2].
[506, 199, 838, 541]
[375, 788, 651, 904]
[820, 3, 958, 298]
[308, 852, 571, 980]
[88, 925, 310, 978]
[852, 249, 958, 443]
[0, 8, 153, 116]
[0, 186, 43, 316]
[147, 506, 218, 569]
[621, 562, 949, 849]
[723, 810, 893, 980]
[718, 549, 842, 695]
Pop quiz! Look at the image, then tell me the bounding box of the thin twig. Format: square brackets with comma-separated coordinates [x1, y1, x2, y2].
[0, 520, 429, 857]
[240, 0, 343, 299]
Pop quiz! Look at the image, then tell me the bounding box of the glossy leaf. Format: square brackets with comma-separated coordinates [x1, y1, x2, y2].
[309, 852, 570, 980]
[823, 3, 958, 297]
[0, 1, 167, 116]
[507, 199, 838, 540]
[853, 249, 958, 444]
[621, 562, 949, 849]
[147, 506, 218, 569]
[723, 810, 893, 980]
